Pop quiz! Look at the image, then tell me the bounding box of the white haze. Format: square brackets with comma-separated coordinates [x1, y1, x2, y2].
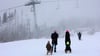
[0, 0, 100, 42]
[0, 0, 100, 27]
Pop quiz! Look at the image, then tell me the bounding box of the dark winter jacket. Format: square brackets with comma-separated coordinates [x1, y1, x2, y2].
[65, 31, 71, 46]
[78, 32, 81, 37]
[46, 41, 52, 51]
[51, 32, 59, 45]
[78, 32, 82, 40]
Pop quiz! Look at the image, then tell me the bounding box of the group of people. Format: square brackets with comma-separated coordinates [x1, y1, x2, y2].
[46, 30, 82, 55]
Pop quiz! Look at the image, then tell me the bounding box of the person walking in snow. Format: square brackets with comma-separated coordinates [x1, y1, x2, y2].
[65, 30, 72, 53]
[77, 32, 82, 40]
[51, 31, 59, 53]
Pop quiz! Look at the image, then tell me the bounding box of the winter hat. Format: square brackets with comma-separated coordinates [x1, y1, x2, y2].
[66, 30, 69, 32]
[48, 41, 50, 44]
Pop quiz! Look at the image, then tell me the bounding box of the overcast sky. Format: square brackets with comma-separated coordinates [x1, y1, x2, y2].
[0, 0, 100, 26]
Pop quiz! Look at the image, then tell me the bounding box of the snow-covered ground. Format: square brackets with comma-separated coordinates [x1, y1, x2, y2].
[0, 32, 100, 56]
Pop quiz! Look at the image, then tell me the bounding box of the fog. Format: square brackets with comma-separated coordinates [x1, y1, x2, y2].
[0, 0, 100, 26]
[0, 0, 100, 42]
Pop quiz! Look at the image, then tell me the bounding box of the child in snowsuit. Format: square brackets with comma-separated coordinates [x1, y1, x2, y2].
[46, 41, 53, 55]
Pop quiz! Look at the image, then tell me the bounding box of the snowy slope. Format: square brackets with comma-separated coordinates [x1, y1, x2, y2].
[0, 32, 100, 56]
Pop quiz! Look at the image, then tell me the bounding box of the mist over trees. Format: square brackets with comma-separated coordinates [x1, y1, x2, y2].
[0, 12, 100, 42]
[0, 13, 100, 42]
[0, 4, 100, 42]
[2, 12, 7, 23]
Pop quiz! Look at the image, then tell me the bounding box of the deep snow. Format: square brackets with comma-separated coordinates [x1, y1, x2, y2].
[0, 32, 100, 56]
